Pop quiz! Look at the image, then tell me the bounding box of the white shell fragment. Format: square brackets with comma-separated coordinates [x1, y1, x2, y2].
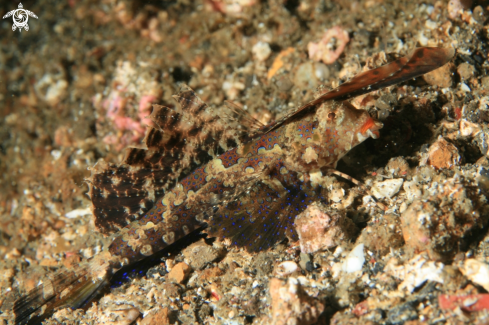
[371, 178, 404, 199]
[460, 259, 489, 292]
[386, 255, 444, 292]
[275, 261, 299, 277]
[65, 207, 92, 219]
[342, 243, 365, 273]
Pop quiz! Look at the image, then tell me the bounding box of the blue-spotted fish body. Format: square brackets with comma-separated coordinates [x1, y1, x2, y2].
[109, 99, 382, 264]
[13, 47, 454, 324]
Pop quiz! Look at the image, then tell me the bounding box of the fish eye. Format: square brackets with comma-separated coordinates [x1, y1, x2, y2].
[328, 112, 336, 119]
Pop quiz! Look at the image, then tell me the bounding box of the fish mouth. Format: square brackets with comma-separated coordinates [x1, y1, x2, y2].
[367, 128, 380, 139]
[360, 117, 383, 139]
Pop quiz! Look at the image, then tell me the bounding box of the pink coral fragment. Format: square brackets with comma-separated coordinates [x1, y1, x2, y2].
[294, 204, 355, 254]
[100, 91, 157, 150]
[205, 0, 256, 15]
[138, 95, 157, 127]
[308, 26, 350, 64]
[439, 294, 489, 312]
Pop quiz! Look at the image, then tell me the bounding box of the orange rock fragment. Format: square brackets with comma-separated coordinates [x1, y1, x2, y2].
[140, 308, 170, 325]
[167, 262, 191, 284]
[267, 47, 295, 80]
[424, 137, 460, 169]
[423, 63, 453, 88]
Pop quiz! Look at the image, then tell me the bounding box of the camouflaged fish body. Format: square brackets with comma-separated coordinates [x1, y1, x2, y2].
[108, 97, 382, 264]
[14, 47, 455, 324]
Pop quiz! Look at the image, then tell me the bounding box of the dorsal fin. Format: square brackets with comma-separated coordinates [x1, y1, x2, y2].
[87, 85, 252, 234]
[223, 100, 266, 135]
[251, 47, 455, 137]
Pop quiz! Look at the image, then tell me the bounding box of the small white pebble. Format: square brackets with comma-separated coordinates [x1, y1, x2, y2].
[460, 83, 471, 92]
[51, 150, 62, 161]
[275, 261, 299, 276]
[333, 246, 343, 257]
[460, 259, 489, 291]
[425, 19, 437, 30]
[371, 178, 404, 199]
[418, 32, 429, 46]
[342, 243, 365, 273]
[65, 207, 92, 219]
[252, 41, 272, 62]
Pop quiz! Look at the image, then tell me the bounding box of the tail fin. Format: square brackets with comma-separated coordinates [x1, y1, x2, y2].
[13, 258, 112, 325]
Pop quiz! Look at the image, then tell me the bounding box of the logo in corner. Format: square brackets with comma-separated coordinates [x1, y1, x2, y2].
[3, 3, 38, 32]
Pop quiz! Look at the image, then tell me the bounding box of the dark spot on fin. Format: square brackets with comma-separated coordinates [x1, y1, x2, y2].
[87, 85, 255, 234]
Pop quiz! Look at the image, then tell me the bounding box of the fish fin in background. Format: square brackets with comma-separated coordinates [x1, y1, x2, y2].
[14, 253, 113, 325]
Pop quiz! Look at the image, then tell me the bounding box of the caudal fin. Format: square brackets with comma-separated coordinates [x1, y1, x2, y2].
[13, 263, 110, 325]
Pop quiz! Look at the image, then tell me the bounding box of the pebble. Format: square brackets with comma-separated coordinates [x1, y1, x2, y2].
[403, 180, 422, 203]
[65, 207, 92, 219]
[439, 293, 489, 312]
[342, 244, 365, 273]
[447, 0, 473, 19]
[140, 308, 170, 325]
[473, 5, 486, 23]
[275, 261, 300, 277]
[294, 61, 328, 90]
[275, 75, 294, 92]
[460, 82, 471, 92]
[386, 157, 409, 176]
[422, 63, 453, 88]
[482, 76, 489, 89]
[400, 179, 487, 260]
[269, 278, 324, 325]
[34, 74, 69, 106]
[371, 178, 404, 199]
[252, 41, 272, 62]
[182, 239, 221, 270]
[422, 137, 460, 169]
[104, 308, 140, 325]
[167, 262, 191, 284]
[356, 214, 404, 256]
[294, 203, 356, 254]
[460, 259, 489, 292]
[460, 119, 481, 137]
[386, 254, 444, 292]
[375, 93, 397, 110]
[400, 200, 437, 256]
[457, 62, 476, 80]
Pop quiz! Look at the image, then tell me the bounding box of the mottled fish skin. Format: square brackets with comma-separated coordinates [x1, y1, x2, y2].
[108, 97, 383, 263]
[87, 85, 251, 235]
[13, 47, 455, 325]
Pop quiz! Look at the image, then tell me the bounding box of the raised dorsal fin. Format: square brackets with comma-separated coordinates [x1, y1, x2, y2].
[223, 100, 266, 136]
[251, 47, 455, 137]
[87, 85, 252, 234]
